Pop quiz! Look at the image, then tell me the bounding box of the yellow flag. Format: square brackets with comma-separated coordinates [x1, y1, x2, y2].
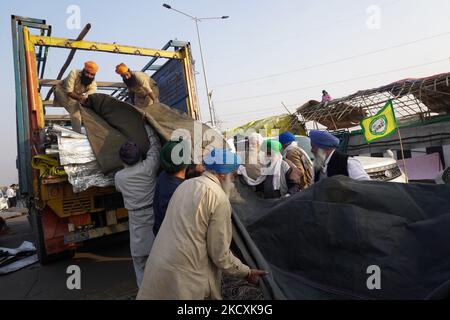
[360, 100, 398, 143]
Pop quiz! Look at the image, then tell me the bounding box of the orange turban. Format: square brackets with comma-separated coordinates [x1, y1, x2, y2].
[84, 61, 99, 74]
[115, 63, 129, 76]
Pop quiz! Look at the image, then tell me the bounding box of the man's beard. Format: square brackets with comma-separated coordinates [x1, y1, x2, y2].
[220, 174, 234, 199]
[313, 148, 328, 172]
[123, 74, 138, 87]
[80, 73, 94, 86]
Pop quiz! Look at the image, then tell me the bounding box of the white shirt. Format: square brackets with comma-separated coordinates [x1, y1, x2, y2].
[6, 188, 16, 198]
[319, 150, 371, 181]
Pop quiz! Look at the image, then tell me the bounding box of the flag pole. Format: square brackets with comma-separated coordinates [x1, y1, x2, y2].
[397, 128, 409, 182]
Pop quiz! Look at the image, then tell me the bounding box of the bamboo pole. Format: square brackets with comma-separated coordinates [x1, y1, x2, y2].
[397, 128, 409, 182]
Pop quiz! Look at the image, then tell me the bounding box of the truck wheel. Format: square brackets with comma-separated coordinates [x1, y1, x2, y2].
[29, 207, 75, 265]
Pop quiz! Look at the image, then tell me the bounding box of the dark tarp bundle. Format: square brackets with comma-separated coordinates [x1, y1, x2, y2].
[231, 176, 450, 300]
[135, 101, 225, 154]
[81, 94, 226, 174]
[81, 94, 150, 174]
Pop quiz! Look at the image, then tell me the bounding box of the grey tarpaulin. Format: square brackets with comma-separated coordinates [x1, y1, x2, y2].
[0, 241, 38, 275]
[230, 176, 450, 300]
[81, 94, 227, 174]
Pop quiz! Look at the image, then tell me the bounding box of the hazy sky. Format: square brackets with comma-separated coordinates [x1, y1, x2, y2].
[1, 0, 449, 185]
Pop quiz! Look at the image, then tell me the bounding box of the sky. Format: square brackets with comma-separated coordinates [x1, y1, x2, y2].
[0, 0, 450, 185]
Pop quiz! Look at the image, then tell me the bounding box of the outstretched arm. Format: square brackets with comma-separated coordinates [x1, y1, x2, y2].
[206, 200, 250, 278]
[142, 124, 161, 171]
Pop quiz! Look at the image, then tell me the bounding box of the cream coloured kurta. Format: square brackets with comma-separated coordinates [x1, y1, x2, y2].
[127, 71, 159, 109]
[54, 69, 97, 133]
[137, 171, 250, 300]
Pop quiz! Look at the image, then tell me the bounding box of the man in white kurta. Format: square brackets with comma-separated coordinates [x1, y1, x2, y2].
[137, 149, 267, 300]
[115, 125, 161, 287]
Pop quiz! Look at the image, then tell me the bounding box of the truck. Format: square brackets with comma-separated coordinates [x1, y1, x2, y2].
[11, 15, 200, 264]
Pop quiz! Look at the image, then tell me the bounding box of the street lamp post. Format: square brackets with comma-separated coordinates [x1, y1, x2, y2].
[163, 3, 229, 127]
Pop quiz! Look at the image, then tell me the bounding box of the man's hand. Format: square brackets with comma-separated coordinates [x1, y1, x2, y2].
[246, 269, 269, 285]
[148, 91, 158, 104]
[79, 95, 87, 105]
[67, 92, 83, 102]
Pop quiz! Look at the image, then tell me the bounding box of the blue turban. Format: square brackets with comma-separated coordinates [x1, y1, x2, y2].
[279, 131, 296, 145]
[119, 141, 141, 166]
[203, 148, 241, 174]
[309, 130, 340, 149]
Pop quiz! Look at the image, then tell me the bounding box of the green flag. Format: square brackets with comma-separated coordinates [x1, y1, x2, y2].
[360, 100, 398, 143]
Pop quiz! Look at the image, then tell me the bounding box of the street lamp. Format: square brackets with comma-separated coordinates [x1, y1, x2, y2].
[163, 3, 229, 127]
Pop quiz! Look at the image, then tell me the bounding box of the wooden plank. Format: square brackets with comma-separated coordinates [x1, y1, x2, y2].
[44, 114, 71, 121]
[40, 79, 126, 88]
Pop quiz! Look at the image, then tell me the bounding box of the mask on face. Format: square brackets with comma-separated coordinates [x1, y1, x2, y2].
[123, 74, 138, 88]
[80, 71, 94, 86]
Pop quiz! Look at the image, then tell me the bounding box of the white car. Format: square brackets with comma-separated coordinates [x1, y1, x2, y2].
[355, 156, 407, 183]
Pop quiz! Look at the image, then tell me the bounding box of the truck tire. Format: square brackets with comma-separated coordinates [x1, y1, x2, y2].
[29, 207, 74, 265]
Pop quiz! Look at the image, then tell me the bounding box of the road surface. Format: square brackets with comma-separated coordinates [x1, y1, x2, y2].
[0, 215, 137, 300]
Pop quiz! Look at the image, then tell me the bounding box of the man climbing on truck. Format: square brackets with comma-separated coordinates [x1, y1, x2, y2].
[115, 63, 160, 109]
[53, 61, 99, 133]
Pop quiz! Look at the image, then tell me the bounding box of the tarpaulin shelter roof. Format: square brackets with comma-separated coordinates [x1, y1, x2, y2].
[226, 114, 307, 138]
[297, 72, 450, 131]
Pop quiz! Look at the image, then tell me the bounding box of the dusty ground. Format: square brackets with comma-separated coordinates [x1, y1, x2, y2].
[0, 215, 263, 300]
[0, 215, 137, 300]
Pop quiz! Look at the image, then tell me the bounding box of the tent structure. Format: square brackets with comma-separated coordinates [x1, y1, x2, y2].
[226, 113, 307, 138]
[296, 72, 450, 131]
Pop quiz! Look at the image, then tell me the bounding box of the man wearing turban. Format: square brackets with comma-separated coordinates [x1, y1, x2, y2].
[53, 61, 98, 133]
[115, 63, 159, 109]
[279, 131, 314, 189]
[114, 124, 161, 288]
[152, 140, 189, 236]
[309, 130, 370, 182]
[256, 140, 302, 199]
[137, 149, 268, 300]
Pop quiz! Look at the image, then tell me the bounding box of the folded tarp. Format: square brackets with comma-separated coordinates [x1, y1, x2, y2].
[136, 101, 226, 157]
[81, 94, 226, 174]
[231, 176, 450, 300]
[82, 94, 150, 174]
